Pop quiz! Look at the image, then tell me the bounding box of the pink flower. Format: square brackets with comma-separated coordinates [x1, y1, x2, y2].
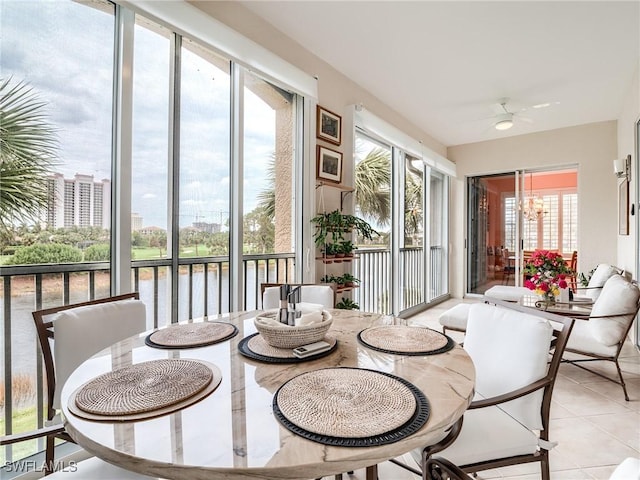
[539, 283, 549, 292]
[525, 280, 535, 290]
[558, 280, 568, 289]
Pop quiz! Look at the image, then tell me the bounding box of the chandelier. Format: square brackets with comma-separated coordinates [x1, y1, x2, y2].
[522, 195, 546, 221]
[521, 173, 547, 221]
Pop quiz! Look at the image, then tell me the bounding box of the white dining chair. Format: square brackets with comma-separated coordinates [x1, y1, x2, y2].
[1, 293, 157, 478]
[563, 274, 640, 401]
[261, 283, 336, 309]
[394, 300, 574, 480]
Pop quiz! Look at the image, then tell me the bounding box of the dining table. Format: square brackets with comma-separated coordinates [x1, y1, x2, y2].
[60, 308, 475, 480]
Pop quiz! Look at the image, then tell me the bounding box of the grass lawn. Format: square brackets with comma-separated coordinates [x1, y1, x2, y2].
[1, 406, 43, 464]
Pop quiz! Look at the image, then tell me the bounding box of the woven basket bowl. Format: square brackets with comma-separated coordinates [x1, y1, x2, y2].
[254, 310, 333, 349]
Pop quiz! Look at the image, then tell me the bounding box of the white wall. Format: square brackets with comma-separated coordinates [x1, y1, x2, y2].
[617, 67, 639, 278]
[447, 121, 618, 298]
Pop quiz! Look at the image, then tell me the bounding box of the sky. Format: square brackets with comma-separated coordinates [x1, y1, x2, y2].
[2, 0, 276, 230]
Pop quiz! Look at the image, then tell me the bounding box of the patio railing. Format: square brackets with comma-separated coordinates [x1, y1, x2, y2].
[1, 247, 444, 464]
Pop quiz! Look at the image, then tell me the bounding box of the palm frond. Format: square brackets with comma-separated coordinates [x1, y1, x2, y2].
[0, 77, 59, 230]
[355, 148, 391, 226]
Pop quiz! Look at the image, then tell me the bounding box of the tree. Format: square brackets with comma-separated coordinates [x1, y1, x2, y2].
[256, 156, 276, 221]
[0, 78, 58, 231]
[354, 147, 391, 227]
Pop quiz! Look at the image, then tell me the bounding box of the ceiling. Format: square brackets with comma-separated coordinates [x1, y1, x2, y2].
[239, 1, 639, 147]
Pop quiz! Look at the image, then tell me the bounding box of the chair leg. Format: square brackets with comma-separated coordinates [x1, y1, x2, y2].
[44, 435, 55, 475]
[541, 452, 550, 480]
[615, 359, 630, 401]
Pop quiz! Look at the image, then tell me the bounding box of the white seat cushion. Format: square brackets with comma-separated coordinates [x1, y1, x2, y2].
[585, 264, 620, 301]
[589, 275, 639, 346]
[609, 457, 640, 480]
[53, 299, 146, 408]
[439, 303, 472, 331]
[263, 285, 334, 310]
[565, 319, 618, 357]
[485, 286, 530, 302]
[411, 404, 539, 467]
[48, 456, 156, 479]
[465, 303, 553, 430]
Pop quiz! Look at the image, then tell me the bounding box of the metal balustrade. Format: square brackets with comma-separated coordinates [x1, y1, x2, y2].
[1, 247, 446, 465]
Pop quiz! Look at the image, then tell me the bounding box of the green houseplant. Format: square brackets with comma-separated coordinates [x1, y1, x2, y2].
[336, 297, 359, 310]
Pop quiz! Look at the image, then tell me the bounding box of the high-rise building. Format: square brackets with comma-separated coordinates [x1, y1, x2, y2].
[46, 173, 111, 229]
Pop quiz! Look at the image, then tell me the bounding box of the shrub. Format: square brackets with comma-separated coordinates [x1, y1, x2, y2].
[5, 243, 83, 265]
[84, 243, 110, 262]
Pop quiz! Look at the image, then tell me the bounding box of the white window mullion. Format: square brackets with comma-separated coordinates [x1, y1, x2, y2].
[111, 5, 135, 295]
[229, 63, 244, 312]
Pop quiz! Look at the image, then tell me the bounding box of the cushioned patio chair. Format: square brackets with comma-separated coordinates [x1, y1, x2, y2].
[573, 263, 623, 302]
[1, 293, 156, 478]
[563, 274, 640, 401]
[393, 299, 574, 480]
[261, 283, 336, 309]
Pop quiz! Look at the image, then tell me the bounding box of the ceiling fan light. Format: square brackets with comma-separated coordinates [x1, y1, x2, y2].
[494, 113, 514, 130]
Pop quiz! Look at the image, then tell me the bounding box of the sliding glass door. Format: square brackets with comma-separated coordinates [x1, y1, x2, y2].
[467, 168, 578, 296]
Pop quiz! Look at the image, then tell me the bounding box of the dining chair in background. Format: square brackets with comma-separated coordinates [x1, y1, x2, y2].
[393, 299, 574, 480]
[261, 283, 336, 310]
[563, 274, 640, 401]
[1, 293, 156, 478]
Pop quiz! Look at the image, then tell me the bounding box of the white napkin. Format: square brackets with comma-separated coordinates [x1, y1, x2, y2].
[256, 305, 325, 327]
[296, 310, 323, 326]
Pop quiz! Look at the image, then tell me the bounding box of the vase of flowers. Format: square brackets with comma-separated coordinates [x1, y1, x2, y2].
[524, 250, 573, 308]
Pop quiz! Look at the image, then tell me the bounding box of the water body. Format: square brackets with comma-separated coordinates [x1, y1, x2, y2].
[2, 263, 272, 377]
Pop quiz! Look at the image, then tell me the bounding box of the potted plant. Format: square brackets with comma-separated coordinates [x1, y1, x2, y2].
[336, 297, 359, 310]
[323, 243, 338, 263]
[340, 240, 355, 260]
[340, 273, 360, 288]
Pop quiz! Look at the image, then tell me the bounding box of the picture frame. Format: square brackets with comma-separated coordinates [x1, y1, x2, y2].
[317, 146, 343, 183]
[619, 180, 629, 235]
[316, 105, 342, 145]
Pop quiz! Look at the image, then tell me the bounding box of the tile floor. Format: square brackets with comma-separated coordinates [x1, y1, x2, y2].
[331, 298, 640, 480]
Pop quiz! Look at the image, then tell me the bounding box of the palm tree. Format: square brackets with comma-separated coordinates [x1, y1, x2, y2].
[354, 147, 391, 227]
[0, 78, 58, 232]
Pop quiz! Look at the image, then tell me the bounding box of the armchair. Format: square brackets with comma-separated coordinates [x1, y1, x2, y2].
[574, 263, 623, 302]
[396, 300, 574, 480]
[563, 274, 640, 401]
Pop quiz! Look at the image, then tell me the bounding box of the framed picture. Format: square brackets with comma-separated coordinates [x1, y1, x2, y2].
[619, 180, 629, 235]
[316, 105, 342, 145]
[317, 146, 343, 183]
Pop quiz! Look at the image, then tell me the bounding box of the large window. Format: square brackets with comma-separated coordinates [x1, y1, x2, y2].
[353, 127, 450, 315]
[1, 0, 306, 466]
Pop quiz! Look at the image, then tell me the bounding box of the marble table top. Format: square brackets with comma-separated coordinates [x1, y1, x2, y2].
[61, 309, 475, 480]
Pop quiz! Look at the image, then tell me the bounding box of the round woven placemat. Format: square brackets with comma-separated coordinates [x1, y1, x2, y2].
[357, 325, 455, 356]
[238, 333, 337, 363]
[68, 359, 222, 422]
[145, 321, 238, 349]
[273, 367, 430, 446]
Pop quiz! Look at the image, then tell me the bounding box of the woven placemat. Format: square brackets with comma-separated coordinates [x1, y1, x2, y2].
[238, 333, 338, 363]
[67, 359, 222, 422]
[145, 321, 238, 349]
[357, 325, 455, 356]
[273, 367, 429, 446]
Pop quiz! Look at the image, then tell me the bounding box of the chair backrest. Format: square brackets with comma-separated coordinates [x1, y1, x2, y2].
[588, 275, 640, 347]
[585, 263, 623, 300]
[260, 283, 336, 310]
[466, 301, 573, 431]
[32, 293, 147, 417]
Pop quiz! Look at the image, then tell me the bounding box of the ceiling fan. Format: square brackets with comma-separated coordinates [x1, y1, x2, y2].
[490, 98, 532, 131]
